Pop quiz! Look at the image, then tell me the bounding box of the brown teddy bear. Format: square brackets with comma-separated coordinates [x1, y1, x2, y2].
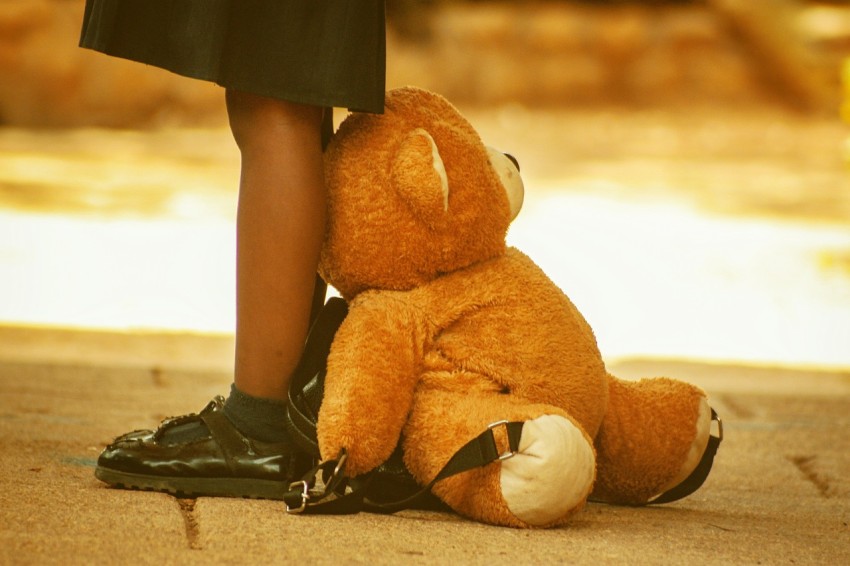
[315, 86, 720, 528]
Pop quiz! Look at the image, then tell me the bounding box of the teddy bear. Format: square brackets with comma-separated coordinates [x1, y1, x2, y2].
[314, 86, 720, 528]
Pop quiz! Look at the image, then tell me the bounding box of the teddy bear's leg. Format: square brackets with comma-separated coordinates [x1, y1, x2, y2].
[403, 389, 595, 528]
[498, 413, 596, 526]
[591, 375, 716, 505]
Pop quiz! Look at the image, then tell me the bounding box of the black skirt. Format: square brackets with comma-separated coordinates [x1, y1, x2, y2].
[80, 0, 386, 113]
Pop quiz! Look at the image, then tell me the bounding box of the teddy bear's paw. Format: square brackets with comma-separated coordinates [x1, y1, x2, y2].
[499, 414, 595, 527]
[652, 396, 713, 499]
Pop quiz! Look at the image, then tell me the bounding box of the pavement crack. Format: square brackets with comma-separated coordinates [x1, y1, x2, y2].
[788, 455, 832, 498]
[705, 523, 736, 532]
[176, 498, 202, 550]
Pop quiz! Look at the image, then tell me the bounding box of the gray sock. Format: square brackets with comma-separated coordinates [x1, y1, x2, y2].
[222, 383, 290, 443]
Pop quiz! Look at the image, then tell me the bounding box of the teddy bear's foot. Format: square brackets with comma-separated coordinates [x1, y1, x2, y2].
[592, 377, 721, 505]
[652, 397, 712, 499]
[650, 399, 722, 504]
[499, 414, 595, 527]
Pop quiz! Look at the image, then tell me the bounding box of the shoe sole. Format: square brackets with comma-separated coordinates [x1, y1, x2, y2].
[95, 466, 289, 500]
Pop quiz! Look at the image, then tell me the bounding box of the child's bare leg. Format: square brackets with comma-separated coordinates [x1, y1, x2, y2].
[226, 89, 326, 401]
[94, 91, 327, 494]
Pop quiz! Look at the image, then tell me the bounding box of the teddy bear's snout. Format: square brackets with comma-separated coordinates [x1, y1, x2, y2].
[486, 146, 525, 221]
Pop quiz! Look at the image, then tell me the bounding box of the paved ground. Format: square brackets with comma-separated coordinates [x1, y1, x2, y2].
[0, 329, 848, 565]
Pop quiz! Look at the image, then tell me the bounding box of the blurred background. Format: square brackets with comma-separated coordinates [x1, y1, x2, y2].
[1, 0, 849, 371]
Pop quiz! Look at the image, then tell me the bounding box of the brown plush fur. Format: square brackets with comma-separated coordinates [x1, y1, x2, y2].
[592, 377, 707, 505]
[320, 87, 510, 298]
[316, 87, 710, 527]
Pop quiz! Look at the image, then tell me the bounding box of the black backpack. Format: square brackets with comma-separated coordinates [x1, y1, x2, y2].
[282, 298, 721, 515]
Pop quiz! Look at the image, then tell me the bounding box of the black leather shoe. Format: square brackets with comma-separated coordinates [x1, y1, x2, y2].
[95, 396, 312, 499]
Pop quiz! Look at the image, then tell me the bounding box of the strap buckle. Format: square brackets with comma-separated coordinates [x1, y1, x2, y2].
[285, 450, 349, 515]
[285, 480, 310, 514]
[487, 420, 518, 461]
[330, 451, 348, 481]
[712, 412, 724, 443]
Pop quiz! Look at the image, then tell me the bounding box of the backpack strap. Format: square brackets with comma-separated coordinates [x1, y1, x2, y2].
[284, 420, 524, 515]
[648, 408, 723, 505]
[285, 297, 349, 458]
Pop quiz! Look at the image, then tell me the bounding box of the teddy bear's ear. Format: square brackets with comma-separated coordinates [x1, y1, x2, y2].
[391, 128, 450, 224]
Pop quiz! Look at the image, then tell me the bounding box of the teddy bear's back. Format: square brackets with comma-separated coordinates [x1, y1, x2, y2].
[412, 247, 609, 438]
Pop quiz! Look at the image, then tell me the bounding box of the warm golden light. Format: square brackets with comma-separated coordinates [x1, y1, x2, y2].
[509, 191, 850, 369]
[1, 111, 848, 371]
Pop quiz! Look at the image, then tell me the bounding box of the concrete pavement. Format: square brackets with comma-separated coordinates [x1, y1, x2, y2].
[1, 326, 848, 565]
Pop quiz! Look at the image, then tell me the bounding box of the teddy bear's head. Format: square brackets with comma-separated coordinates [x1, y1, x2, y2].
[320, 87, 524, 299]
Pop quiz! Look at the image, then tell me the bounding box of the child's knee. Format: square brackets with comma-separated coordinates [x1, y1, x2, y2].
[225, 89, 322, 151]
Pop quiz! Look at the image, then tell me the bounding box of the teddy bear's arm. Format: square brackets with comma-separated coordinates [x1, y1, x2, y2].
[317, 293, 427, 476]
